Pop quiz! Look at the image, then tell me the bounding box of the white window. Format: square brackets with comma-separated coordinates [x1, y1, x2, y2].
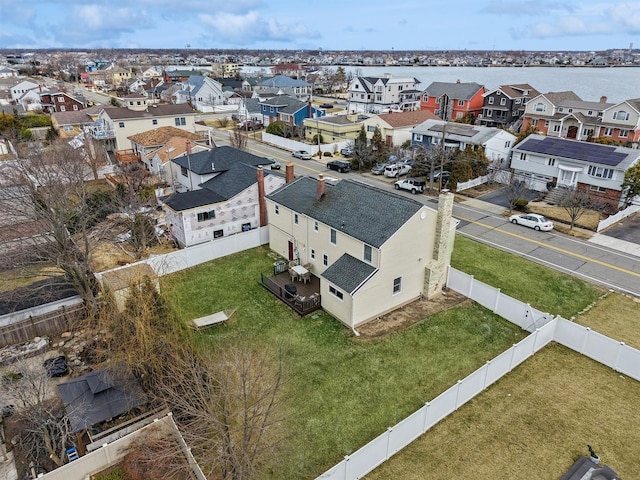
[519, 152, 527, 161]
[457, 100, 464, 106]
[153, 119, 158, 125]
[544, 120, 550, 127]
[58, 97, 64, 102]
[174, 117, 186, 126]
[60, 106, 66, 111]
[456, 112, 463, 119]
[181, 166, 188, 177]
[590, 185, 606, 192]
[73, 105, 78, 111]
[504, 141, 511, 148]
[330, 229, 336, 245]
[604, 127, 613, 136]
[364, 244, 372, 263]
[568, 108, 573, 113]
[329, 285, 344, 300]
[310, 249, 315, 260]
[500, 98, 506, 106]
[553, 125, 561, 133]
[613, 110, 630, 121]
[587, 165, 613, 179]
[423, 95, 429, 102]
[314, 220, 318, 231]
[414, 134, 422, 142]
[620, 129, 629, 138]
[486, 109, 493, 117]
[274, 205, 279, 215]
[393, 277, 402, 295]
[367, 125, 376, 133]
[548, 158, 556, 166]
[488, 97, 494, 105]
[294, 214, 299, 224]
[119, 122, 125, 128]
[534, 103, 545, 112]
[323, 253, 328, 266]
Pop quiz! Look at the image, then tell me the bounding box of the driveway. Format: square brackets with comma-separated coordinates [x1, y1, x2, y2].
[472, 185, 539, 209]
[601, 212, 640, 242]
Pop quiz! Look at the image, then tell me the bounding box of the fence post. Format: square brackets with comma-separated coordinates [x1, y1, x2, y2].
[467, 274, 474, 298]
[532, 328, 540, 354]
[385, 427, 393, 459]
[343, 455, 350, 480]
[508, 344, 517, 371]
[581, 327, 591, 354]
[613, 341, 626, 372]
[483, 360, 491, 389]
[422, 401, 431, 433]
[493, 289, 501, 313]
[454, 379, 463, 408]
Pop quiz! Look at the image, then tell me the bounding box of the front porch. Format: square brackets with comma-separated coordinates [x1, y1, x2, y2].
[260, 265, 322, 315]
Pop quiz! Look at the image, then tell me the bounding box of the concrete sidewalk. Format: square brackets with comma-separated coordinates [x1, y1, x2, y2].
[588, 233, 640, 257]
[457, 197, 508, 216]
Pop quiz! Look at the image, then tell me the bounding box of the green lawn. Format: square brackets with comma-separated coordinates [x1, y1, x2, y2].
[160, 238, 604, 479]
[451, 235, 603, 319]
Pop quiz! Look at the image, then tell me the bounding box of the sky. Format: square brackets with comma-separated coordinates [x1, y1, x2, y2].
[1, 0, 639, 52]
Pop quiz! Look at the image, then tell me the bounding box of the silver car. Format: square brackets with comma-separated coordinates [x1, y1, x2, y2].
[292, 150, 312, 160]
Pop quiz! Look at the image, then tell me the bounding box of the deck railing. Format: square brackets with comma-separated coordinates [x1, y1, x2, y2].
[260, 273, 321, 315]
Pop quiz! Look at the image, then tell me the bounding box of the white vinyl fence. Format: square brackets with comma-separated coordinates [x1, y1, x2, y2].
[456, 175, 489, 192]
[262, 132, 349, 157]
[597, 204, 640, 232]
[317, 267, 640, 479]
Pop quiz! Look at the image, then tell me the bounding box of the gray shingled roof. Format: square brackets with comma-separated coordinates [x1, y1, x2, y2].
[104, 103, 195, 120]
[161, 188, 226, 211]
[267, 177, 424, 248]
[172, 145, 274, 175]
[321, 253, 377, 294]
[423, 81, 483, 100]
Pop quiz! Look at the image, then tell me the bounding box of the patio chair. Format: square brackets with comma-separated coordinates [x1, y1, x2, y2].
[303, 263, 312, 272]
[301, 271, 311, 284]
[289, 259, 299, 268]
[288, 268, 298, 283]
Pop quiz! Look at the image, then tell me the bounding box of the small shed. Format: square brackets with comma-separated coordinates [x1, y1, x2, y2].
[100, 263, 159, 311]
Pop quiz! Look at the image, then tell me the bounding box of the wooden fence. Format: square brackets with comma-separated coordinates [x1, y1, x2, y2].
[0, 303, 87, 348]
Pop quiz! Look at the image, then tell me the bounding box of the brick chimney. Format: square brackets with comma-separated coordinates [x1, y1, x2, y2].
[423, 190, 455, 298]
[316, 174, 326, 200]
[285, 162, 295, 183]
[600, 96, 608, 103]
[257, 167, 267, 227]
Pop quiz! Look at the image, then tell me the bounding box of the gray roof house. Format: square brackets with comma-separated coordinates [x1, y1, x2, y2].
[266, 176, 456, 329]
[253, 75, 311, 100]
[175, 75, 225, 113]
[510, 133, 640, 209]
[160, 146, 284, 247]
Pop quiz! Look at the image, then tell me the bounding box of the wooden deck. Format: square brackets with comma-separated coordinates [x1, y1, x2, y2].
[261, 271, 322, 315]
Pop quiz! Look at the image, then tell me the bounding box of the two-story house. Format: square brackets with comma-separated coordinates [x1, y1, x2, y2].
[479, 84, 540, 130]
[160, 146, 283, 247]
[509, 134, 640, 208]
[520, 91, 615, 141]
[175, 75, 225, 113]
[597, 99, 640, 144]
[127, 125, 204, 170]
[39, 90, 87, 114]
[144, 136, 212, 186]
[302, 114, 364, 144]
[85, 104, 204, 153]
[411, 119, 516, 167]
[266, 176, 456, 329]
[259, 95, 324, 127]
[420, 81, 485, 121]
[253, 75, 311, 101]
[362, 110, 440, 147]
[347, 74, 421, 114]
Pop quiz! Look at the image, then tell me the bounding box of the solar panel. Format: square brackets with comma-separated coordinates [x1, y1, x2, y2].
[518, 137, 627, 167]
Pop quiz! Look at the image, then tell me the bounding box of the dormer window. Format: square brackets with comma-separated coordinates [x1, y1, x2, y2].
[613, 110, 630, 121]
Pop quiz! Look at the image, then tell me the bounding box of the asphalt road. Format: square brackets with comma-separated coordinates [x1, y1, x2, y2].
[213, 129, 640, 298]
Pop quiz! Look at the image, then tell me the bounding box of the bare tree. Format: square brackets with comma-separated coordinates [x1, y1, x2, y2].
[1, 359, 79, 470]
[0, 142, 102, 309]
[81, 134, 107, 181]
[504, 173, 532, 213]
[560, 187, 602, 230]
[229, 128, 248, 150]
[156, 343, 286, 480]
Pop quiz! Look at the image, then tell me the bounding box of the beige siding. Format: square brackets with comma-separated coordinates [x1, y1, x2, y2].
[109, 114, 198, 151]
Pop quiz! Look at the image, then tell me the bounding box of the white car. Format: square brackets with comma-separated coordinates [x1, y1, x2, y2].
[384, 163, 411, 178]
[509, 213, 554, 231]
[292, 150, 312, 160]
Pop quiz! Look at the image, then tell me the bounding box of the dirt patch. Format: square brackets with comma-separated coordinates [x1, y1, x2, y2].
[356, 290, 470, 339]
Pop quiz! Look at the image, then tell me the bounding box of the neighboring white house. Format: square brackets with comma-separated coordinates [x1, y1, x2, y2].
[411, 119, 516, 167]
[10, 79, 40, 103]
[347, 74, 422, 114]
[144, 135, 212, 185]
[175, 75, 224, 113]
[266, 177, 456, 329]
[160, 146, 283, 247]
[509, 133, 640, 209]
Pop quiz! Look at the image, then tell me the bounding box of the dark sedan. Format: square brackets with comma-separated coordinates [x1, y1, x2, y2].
[327, 160, 352, 173]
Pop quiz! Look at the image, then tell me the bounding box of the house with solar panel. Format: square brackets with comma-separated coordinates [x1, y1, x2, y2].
[509, 134, 640, 209]
[159, 146, 284, 247]
[265, 176, 456, 329]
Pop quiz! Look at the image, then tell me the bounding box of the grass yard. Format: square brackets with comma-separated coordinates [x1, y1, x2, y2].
[451, 235, 603, 319]
[162, 247, 526, 478]
[365, 343, 640, 480]
[574, 292, 640, 349]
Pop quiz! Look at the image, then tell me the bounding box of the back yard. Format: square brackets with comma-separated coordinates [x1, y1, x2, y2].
[160, 233, 608, 479]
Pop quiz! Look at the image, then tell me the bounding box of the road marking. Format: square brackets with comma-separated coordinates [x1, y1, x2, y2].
[456, 214, 640, 279]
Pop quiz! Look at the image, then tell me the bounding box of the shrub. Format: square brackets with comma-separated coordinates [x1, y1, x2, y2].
[323, 151, 332, 157]
[513, 198, 529, 211]
[265, 121, 285, 137]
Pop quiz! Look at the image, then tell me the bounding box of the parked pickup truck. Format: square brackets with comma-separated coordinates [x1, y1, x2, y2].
[237, 120, 263, 130]
[394, 177, 426, 194]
